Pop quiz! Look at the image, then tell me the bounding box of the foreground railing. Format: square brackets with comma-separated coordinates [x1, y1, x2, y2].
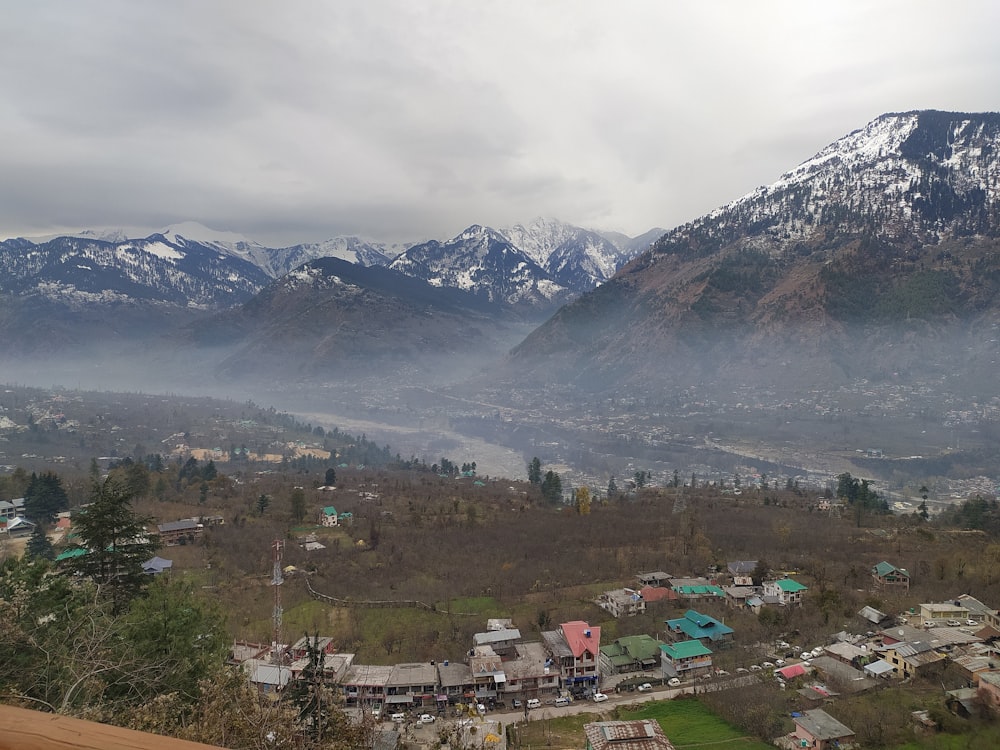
[0, 705, 223, 750]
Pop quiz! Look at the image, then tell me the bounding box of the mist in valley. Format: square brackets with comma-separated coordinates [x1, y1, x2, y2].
[5, 307, 999, 507]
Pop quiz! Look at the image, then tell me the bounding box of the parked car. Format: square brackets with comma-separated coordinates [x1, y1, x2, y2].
[774, 659, 786, 667]
[714, 669, 730, 676]
[512, 699, 522, 708]
[667, 677, 681, 687]
[592, 692, 609, 703]
[923, 620, 936, 628]
[967, 619, 978, 627]
[526, 699, 541, 709]
[371, 707, 382, 719]
[736, 667, 749, 674]
[390, 713, 406, 723]
[749, 664, 762, 671]
[418, 714, 436, 724]
[800, 652, 812, 660]
[554, 696, 571, 707]
[637, 683, 653, 692]
[810, 648, 824, 658]
[762, 661, 775, 668]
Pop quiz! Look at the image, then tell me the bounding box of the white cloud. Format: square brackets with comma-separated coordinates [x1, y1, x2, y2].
[1, 0, 998, 245]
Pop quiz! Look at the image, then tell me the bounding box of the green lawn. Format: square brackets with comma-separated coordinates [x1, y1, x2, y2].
[620, 698, 774, 750]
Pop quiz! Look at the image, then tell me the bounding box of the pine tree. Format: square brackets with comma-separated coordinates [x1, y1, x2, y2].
[527, 457, 542, 484]
[66, 477, 159, 614]
[25, 523, 54, 561]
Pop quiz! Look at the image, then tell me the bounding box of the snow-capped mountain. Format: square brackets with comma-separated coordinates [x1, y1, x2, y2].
[388, 224, 574, 310]
[507, 110, 1000, 396]
[500, 217, 643, 291]
[652, 110, 1000, 259]
[0, 232, 270, 308]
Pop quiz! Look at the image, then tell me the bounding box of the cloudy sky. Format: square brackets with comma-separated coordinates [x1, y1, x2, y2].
[2, 1, 999, 247]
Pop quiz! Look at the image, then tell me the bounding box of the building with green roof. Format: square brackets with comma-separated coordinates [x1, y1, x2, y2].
[659, 639, 713, 675]
[598, 634, 664, 675]
[763, 578, 808, 606]
[665, 610, 734, 646]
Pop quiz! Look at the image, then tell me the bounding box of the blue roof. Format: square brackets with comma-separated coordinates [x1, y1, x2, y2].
[665, 609, 734, 642]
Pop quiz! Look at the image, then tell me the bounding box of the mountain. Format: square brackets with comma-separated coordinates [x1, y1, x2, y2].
[189, 256, 535, 382]
[388, 224, 575, 311]
[506, 110, 1000, 396]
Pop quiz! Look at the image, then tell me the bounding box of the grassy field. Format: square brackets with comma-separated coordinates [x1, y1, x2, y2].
[620, 698, 774, 750]
[512, 698, 774, 750]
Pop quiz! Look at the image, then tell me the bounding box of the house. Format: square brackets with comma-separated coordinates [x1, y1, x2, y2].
[722, 585, 756, 610]
[469, 645, 505, 701]
[727, 560, 757, 577]
[872, 561, 910, 592]
[290, 635, 338, 660]
[636, 571, 671, 587]
[669, 576, 726, 601]
[878, 640, 946, 679]
[473, 627, 521, 657]
[858, 605, 894, 628]
[659, 640, 712, 676]
[156, 518, 201, 546]
[763, 578, 807, 606]
[0, 498, 25, 520]
[541, 621, 601, 692]
[789, 709, 855, 750]
[242, 659, 292, 695]
[920, 601, 971, 625]
[142, 556, 173, 575]
[437, 660, 475, 703]
[320, 506, 338, 527]
[597, 588, 646, 618]
[4, 516, 35, 538]
[584, 719, 676, 750]
[638, 586, 676, 604]
[978, 671, 1000, 716]
[665, 610, 734, 646]
[498, 641, 560, 703]
[341, 664, 393, 708]
[385, 662, 440, 708]
[599, 635, 664, 675]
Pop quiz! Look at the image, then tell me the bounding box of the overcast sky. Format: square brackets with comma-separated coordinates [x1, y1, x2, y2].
[2, 1, 999, 247]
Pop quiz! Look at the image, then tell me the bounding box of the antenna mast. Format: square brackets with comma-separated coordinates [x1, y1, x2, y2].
[271, 539, 284, 663]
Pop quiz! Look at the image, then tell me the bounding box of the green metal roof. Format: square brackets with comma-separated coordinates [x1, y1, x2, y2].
[322, 506, 337, 515]
[775, 578, 807, 592]
[660, 640, 712, 660]
[873, 561, 908, 577]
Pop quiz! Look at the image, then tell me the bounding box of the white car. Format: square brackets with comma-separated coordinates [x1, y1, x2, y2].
[637, 683, 653, 692]
[749, 664, 762, 671]
[418, 714, 436, 724]
[477, 704, 487, 714]
[967, 619, 978, 627]
[800, 652, 812, 660]
[762, 661, 775, 668]
[592, 692, 609, 703]
[774, 659, 786, 667]
[667, 677, 681, 687]
[390, 713, 406, 723]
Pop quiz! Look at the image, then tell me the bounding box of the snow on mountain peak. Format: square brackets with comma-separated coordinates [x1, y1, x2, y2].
[159, 221, 254, 246]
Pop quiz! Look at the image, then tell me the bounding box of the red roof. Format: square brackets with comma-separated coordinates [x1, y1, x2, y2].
[639, 586, 677, 602]
[776, 663, 807, 679]
[561, 620, 601, 658]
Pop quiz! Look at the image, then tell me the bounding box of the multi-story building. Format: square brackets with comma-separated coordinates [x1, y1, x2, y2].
[542, 620, 601, 694]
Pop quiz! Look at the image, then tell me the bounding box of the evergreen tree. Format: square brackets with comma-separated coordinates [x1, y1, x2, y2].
[324, 467, 337, 485]
[527, 457, 542, 484]
[607, 475, 618, 497]
[23, 471, 69, 524]
[65, 477, 159, 614]
[540, 470, 562, 504]
[25, 523, 54, 561]
[290, 487, 307, 523]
